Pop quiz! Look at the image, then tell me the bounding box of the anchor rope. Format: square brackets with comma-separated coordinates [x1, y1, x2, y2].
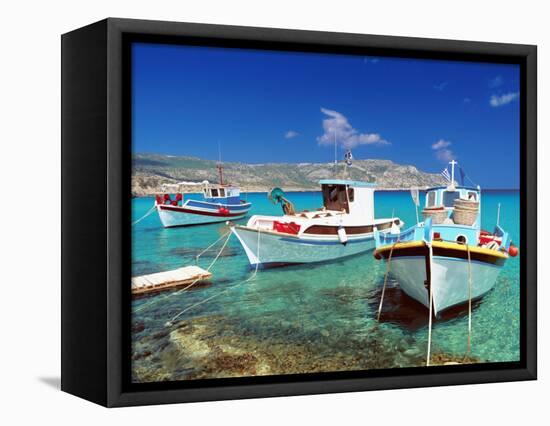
[377, 240, 399, 322]
[134, 230, 233, 314]
[132, 204, 157, 226]
[165, 227, 262, 327]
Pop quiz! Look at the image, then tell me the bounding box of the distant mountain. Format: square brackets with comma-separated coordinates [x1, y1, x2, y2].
[132, 153, 446, 196]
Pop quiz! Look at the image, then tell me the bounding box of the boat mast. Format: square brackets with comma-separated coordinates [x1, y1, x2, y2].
[449, 160, 457, 185]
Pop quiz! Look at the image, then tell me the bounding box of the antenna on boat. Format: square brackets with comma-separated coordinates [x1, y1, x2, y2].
[216, 140, 224, 185]
[334, 131, 337, 176]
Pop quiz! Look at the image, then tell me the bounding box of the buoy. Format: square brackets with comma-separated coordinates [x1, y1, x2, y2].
[218, 207, 229, 215]
[155, 195, 162, 204]
[171, 200, 178, 206]
[337, 226, 348, 245]
[508, 244, 519, 257]
[163, 193, 171, 201]
[175, 193, 183, 201]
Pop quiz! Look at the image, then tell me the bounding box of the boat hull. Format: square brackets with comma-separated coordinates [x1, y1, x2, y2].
[386, 254, 503, 315]
[231, 226, 378, 266]
[157, 202, 250, 227]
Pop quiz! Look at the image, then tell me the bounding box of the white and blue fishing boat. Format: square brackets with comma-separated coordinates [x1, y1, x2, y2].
[230, 179, 403, 267]
[155, 164, 252, 228]
[373, 160, 518, 315]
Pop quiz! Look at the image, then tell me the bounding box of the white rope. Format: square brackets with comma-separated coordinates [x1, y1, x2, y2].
[426, 241, 434, 367]
[134, 231, 233, 314]
[377, 241, 398, 322]
[132, 204, 156, 226]
[195, 230, 231, 264]
[466, 245, 472, 356]
[165, 227, 262, 327]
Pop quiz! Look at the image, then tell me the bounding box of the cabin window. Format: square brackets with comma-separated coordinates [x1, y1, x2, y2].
[427, 191, 436, 207]
[219, 188, 225, 197]
[443, 191, 460, 207]
[467, 191, 477, 201]
[211, 188, 219, 197]
[347, 187, 355, 202]
[322, 184, 350, 213]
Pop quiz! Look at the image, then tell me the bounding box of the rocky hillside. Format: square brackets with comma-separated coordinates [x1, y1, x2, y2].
[132, 153, 446, 197]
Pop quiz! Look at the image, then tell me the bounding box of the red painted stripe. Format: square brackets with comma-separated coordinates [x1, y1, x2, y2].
[158, 204, 246, 217]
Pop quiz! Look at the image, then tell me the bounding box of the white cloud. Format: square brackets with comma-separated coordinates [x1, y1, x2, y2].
[317, 108, 389, 149]
[435, 148, 455, 162]
[284, 130, 299, 139]
[432, 139, 451, 150]
[489, 75, 503, 88]
[433, 82, 449, 91]
[432, 139, 455, 162]
[490, 92, 519, 107]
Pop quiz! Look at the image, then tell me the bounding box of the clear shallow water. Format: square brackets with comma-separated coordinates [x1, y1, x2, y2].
[131, 190, 520, 382]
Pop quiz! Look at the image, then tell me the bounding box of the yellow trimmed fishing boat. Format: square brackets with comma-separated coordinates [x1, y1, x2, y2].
[373, 160, 518, 316]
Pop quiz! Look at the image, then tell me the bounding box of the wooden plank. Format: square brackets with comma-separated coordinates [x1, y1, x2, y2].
[131, 266, 212, 295]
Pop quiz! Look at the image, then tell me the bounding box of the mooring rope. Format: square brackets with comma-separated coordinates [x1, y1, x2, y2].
[465, 244, 473, 356]
[132, 204, 157, 226]
[165, 227, 262, 327]
[194, 230, 231, 264]
[426, 241, 434, 367]
[134, 231, 233, 314]
[377, 240, 399, 322]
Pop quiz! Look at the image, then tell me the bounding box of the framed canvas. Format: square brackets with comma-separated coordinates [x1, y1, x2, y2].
[61, 18, 537, 407]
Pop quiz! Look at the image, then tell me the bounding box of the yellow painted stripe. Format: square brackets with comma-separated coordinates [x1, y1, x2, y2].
[374, 240, 508, 260]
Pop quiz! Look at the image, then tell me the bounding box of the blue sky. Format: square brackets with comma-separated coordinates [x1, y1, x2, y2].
[132, 43, 520, 188]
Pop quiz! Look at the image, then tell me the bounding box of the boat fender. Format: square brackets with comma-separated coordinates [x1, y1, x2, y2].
[218, 207, 229, 215]
[508, 244, 519, 257]
[163, 193, 171, 201]
[155, 195, 163, 205]
[337, 226, 348, 245]
[175, 193, 183, 202]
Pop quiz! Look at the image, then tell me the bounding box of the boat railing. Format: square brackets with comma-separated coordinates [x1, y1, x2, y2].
[494, 224, 511, 250]
[374, 217, 433, 248]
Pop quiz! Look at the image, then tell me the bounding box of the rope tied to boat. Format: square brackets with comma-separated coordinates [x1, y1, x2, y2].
[164, 227, 262, 328]
[132, 204, 157, 226]
[377, 240, 399, 322]
[426, 240, 434, 367]
[465, 244, 473, 357]
[134, 230, 233, 314]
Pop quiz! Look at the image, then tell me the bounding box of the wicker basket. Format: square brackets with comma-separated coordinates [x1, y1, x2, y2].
[422, 206, 447, 224]
[454, 199, 479, 210]
[453, 199, 479, 226]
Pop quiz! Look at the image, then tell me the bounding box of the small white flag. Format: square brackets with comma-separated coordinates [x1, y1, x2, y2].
[410, 188, 420, 206]
[441, 168, 451, 182]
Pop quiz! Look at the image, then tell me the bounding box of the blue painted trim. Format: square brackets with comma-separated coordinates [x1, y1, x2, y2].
[279, 236, 373, 245]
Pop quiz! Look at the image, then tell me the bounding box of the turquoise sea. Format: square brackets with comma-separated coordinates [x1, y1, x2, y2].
[131, 190, 520, 382]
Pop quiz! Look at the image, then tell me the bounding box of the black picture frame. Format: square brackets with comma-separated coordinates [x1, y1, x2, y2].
[61, 17, 537, 407]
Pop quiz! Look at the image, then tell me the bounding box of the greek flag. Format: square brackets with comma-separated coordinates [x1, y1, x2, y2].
[441, 167, 451, 183]
[344, 150, 353, 166]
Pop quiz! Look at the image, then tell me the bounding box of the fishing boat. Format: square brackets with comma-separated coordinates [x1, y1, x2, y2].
[229, 179, 403, 267]
[373, 160, 518, 315]
[155, 163, 252, 228]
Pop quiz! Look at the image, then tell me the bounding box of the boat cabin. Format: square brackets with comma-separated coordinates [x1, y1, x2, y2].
[423, 184, 482, 244]
[319, 179, 376, 222]
[425, 186, 480, 210]
[203, 184, 241, 204]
